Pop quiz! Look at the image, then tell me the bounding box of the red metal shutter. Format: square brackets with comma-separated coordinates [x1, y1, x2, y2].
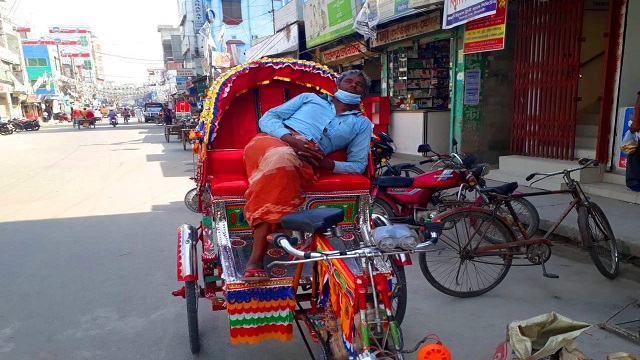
[511, 0, 584, 160]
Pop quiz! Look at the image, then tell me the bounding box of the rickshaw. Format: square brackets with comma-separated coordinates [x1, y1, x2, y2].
[172, 58, 449, 359]
[76, 117, 96, 129]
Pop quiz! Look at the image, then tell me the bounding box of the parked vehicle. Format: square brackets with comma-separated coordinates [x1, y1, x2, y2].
[9, 119, 40, 131]
[371, 142, 540, 239]
[171, 59, 450, 359]
[0, 122, 14, 135]
[419, 158, 618, 298]
[372, 132, 425, 177]
[143, 102, 164, 124]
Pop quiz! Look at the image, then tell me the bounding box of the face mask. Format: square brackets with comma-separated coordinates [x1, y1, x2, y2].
[334, 89, 362, 105]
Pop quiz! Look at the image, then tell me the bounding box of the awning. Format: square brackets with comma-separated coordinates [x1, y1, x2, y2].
[245, 23, 299, 61]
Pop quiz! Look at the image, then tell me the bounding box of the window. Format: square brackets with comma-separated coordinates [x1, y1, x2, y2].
[26, 58, 47, 67]
[222, 0, 242, 25]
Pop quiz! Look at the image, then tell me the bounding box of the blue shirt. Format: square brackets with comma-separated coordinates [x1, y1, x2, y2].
[258, 93, 372, 174]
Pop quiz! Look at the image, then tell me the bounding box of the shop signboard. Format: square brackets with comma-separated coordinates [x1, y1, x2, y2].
[15, 27, 30, 33]
[166, 61, 183, 71]
[378, 0, 414, 23]
[48, 26, 89, 34]
[193, 0, 205, 30]
[463, 69, 481, 105]
[177, 69, 196, 77]
[463, 0, 507, 54]
[408, 0, 443, 9]
[371, 12, 440, 47]
[322, 42, 368, 63]
[442, 0, 497, 29]
[618, 107, 634, 169]
[304, 0, 361, 48]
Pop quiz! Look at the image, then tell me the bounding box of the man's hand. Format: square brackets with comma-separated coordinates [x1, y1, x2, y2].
[281, 134, 324, 166]
[631, 122, 640, 134]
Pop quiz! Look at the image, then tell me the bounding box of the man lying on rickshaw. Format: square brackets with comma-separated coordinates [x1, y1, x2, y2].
[242, 69, 372, 281]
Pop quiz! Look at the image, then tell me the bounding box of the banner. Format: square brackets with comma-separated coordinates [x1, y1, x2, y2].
[463, 0, 507, 54]
[304, 0, 361, 47]
[442, 0, 497, 29]
[353, 0, 379, 40]
[211, 51, 231, 67]
[371, 12, 440, 47]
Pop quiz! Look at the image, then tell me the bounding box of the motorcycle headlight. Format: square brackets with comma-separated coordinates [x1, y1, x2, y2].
[397, 234, 419, 250]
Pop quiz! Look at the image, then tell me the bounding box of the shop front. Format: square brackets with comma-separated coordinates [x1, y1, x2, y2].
[374, 11, 454, 156]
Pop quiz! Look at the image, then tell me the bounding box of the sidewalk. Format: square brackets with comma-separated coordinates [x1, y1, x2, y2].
[486, 179, 640, 260]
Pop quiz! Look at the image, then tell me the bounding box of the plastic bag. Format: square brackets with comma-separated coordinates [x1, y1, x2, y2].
[353, 0, 379, 40]
[621, 130, 638, 155]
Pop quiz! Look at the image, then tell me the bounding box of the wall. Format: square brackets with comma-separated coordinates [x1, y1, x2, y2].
[618, 0, 640, 107]
[454, 4, 517, 165]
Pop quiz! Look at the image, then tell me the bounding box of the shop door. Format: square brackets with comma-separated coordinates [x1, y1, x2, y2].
[510, 0, 585, 160]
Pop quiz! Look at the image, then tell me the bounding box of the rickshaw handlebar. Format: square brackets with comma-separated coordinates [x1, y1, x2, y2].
[266, 232, 438, 268]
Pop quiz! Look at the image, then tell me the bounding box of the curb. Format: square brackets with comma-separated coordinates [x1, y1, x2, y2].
[539, 219, 640, 260]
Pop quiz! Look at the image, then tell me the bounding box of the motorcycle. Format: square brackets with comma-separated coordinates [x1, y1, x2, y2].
[372, 142, 540, 239]
[110, 116, 118, 127]
[0, 122, 14, 135]
[372, 132, 425, 177]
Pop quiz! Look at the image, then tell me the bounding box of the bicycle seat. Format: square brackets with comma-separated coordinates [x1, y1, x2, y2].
[281, 208, 345, 234]
[373, 176, 414, 188]
[477, 182, 519, 196]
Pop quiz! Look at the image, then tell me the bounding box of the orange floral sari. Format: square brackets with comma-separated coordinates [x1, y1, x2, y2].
[243, 133, 319, 227]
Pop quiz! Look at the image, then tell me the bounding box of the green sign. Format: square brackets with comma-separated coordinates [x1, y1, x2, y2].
[328, 0, 351, 27]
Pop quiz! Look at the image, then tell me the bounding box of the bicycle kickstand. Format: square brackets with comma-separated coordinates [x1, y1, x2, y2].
[541, 262, 559, 279]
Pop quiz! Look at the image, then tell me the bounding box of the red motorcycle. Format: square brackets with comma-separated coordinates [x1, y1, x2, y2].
[371, 142, 539, 239]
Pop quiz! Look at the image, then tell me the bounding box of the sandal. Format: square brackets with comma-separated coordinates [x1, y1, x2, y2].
[242, 267, 270, 282]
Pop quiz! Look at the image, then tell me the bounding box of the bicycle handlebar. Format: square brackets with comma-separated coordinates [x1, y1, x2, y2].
[526, 158, 599, 183]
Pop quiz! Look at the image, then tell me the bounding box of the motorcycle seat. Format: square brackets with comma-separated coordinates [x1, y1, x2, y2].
[373, 176, 414, 188]
[281, 208, 344, 234]
[477, 182, 518, 196]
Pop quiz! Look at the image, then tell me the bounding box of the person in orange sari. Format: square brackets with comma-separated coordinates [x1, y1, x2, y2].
[242, 70, 372, 281]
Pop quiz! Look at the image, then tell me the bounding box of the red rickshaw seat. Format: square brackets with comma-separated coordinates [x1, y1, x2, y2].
[208, 149, 371, 197]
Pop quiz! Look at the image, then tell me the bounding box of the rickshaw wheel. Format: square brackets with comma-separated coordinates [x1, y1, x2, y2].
[164, 127, 170, 142]
[183, 136, 188, 151]
[184, 188, 198, 213]
[389, 262, 407, 326]
[316, 334, 334, 360]
[185, 280, 200, 354]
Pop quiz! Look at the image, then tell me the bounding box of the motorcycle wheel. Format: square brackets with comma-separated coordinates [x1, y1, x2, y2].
[372, 198, 395, 221]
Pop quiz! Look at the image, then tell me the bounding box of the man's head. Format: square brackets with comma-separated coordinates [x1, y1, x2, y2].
[336, 70, 370, 96]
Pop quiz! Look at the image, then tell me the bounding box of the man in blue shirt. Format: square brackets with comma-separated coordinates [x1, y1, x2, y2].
[241, 70, 372, 281]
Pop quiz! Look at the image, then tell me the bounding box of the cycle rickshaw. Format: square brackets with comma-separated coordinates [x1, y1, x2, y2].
[172, 58, 449, 359]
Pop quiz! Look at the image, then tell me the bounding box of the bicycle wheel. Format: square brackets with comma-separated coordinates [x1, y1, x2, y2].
[418, 210, 515, 297]
[164, 127, 170, 142]
[578, 203, 619, 279]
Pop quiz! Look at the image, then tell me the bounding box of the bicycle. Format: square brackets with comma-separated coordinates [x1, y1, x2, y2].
[418, 158, 619, 298]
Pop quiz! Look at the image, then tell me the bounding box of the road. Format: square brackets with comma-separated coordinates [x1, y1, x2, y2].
[0, 120, 638, 360]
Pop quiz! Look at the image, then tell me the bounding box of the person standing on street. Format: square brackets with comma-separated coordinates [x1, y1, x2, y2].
[626, 91, 640, 191]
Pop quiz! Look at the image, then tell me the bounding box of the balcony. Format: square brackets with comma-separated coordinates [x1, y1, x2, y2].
[274, 0, 304, 33]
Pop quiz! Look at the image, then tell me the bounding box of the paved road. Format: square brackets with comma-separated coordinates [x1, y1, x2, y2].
[0, 121, 638, 359]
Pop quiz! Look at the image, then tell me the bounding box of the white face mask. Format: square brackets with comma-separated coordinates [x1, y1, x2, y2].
[334, 89, 362, 105]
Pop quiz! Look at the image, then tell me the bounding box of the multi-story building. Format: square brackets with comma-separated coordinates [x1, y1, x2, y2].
[0, 19, 30, 119]
[46, 25, 97, 84]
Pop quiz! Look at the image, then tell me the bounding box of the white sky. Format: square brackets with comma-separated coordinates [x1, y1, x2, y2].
[8, 0, 178, 84]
